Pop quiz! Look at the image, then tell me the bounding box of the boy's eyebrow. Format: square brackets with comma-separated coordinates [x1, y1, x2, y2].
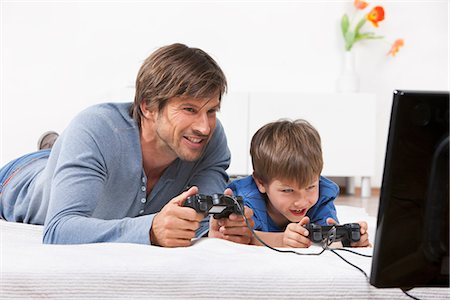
[305, 180, 319, 187]
[276, 181, 296, 188]
[278, 179, 319, 189]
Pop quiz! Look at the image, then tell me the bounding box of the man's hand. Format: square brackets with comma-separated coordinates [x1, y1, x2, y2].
[208, 188, 254, 244]
[150, 186, 204, 247]
[282, 216, 312, 248]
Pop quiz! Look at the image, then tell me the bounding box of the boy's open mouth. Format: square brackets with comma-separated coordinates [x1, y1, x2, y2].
[290, 208, 306, 216]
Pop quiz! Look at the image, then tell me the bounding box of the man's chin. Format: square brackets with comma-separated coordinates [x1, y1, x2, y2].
[178, 150, 204, 162]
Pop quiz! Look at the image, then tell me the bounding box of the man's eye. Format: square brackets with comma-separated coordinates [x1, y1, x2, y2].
[184, 107, 195, 113]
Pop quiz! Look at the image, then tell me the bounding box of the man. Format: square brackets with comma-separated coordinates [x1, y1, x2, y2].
[0, 43, 254, 247]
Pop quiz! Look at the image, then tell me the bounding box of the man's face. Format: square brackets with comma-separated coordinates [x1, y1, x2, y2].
[152, 96, 220, 162]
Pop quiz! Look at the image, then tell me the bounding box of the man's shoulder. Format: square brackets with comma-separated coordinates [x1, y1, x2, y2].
[80, 102, 131, 118]
[73, 102, 135, 129]
[63, 102, 139, 154]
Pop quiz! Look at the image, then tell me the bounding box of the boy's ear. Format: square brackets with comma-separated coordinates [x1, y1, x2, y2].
[252, 173, 267, 194]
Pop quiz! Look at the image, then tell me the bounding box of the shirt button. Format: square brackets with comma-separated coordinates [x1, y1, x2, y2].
[142, 177, 146, 183]
[141, 186, 146, 192]
[140, 198, 147, 204]
[139, 209, 144, 214]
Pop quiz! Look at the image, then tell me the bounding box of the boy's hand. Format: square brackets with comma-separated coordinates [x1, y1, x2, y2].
[326, 217, 338, 225]
[282, 216, 312, 248]
[208, 188, 254, 245]
[326, 218, 371, 247]
[351, 221, 371, 247]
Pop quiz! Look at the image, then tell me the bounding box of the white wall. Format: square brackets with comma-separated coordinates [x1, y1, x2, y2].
[1, 0, 449, 187]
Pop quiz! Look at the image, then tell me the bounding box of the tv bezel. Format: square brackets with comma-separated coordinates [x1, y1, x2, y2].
[369, 90, 449, 290]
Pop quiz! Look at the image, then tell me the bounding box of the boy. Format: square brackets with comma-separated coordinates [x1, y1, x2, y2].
[228, 119, 370, 248]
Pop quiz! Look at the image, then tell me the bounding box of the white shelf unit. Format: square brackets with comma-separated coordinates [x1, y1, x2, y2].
[219, 92, 376, 197]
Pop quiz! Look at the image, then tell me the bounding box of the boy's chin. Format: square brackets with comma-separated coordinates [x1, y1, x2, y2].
[288, 211, 306, 221]
[287, 216, 304, 224]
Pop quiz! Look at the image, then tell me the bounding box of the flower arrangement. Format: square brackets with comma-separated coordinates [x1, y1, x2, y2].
[341, 0, 404, 56]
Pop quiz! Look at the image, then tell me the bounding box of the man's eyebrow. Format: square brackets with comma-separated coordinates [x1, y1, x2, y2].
[180, 98, 218, 105]
[198, 100, 221, 111]
[210, 103, 221, 110]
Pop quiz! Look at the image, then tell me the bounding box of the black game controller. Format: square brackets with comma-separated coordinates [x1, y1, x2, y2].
[303, 223, 361, 246]
[183, 193, 244, 219]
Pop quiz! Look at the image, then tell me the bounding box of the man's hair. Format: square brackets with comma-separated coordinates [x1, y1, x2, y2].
[129, 43, 227, 126]
[250, 119, 323, 188]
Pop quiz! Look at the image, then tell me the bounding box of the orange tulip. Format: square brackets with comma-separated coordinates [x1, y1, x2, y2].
[387, 39, 405, 57]
[366, 6, 385, 27]
[341, 2, 403, 56]
[354, 0, 369, 10]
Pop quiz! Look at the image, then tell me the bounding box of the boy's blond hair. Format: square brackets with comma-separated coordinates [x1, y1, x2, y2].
[250, 119, 323, 188]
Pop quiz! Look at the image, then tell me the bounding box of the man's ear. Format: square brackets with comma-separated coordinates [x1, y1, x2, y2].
[252, 173, 266, 194]
[140, 101, 155, 120]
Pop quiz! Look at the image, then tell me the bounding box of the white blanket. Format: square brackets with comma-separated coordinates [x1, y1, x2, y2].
[1, 206, 448, 299]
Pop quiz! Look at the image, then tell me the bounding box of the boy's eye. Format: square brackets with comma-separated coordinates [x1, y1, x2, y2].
[306, 185, 316, 191]
[282, 188, 294, 193]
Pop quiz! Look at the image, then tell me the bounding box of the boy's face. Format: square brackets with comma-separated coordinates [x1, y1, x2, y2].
[254, 176, 320, 228]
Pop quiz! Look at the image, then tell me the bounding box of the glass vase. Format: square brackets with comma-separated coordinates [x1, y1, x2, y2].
[337, 51, 359, 92]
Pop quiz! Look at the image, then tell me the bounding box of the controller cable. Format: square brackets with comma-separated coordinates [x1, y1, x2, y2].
[233, 199, 424, 300]
[236, 201, 371, 266]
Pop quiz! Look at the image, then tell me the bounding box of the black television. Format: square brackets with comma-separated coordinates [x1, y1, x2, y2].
[370, 90, 449, 290]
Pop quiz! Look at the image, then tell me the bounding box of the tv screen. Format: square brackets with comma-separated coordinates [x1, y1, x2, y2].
[370, 90, 449, 290]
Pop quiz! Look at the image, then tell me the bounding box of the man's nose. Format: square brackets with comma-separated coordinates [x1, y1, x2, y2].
[192, 113, 211, 135]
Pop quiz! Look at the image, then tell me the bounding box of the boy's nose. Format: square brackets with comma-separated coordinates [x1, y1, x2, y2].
[294, 197, 305, 207]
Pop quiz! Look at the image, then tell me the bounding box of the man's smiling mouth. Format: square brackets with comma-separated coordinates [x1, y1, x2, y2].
[184, 135, 209, 146]
[186, 136, 203, 143]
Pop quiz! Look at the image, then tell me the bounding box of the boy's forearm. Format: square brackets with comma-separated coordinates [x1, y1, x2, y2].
[251, 231, 284, 247]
